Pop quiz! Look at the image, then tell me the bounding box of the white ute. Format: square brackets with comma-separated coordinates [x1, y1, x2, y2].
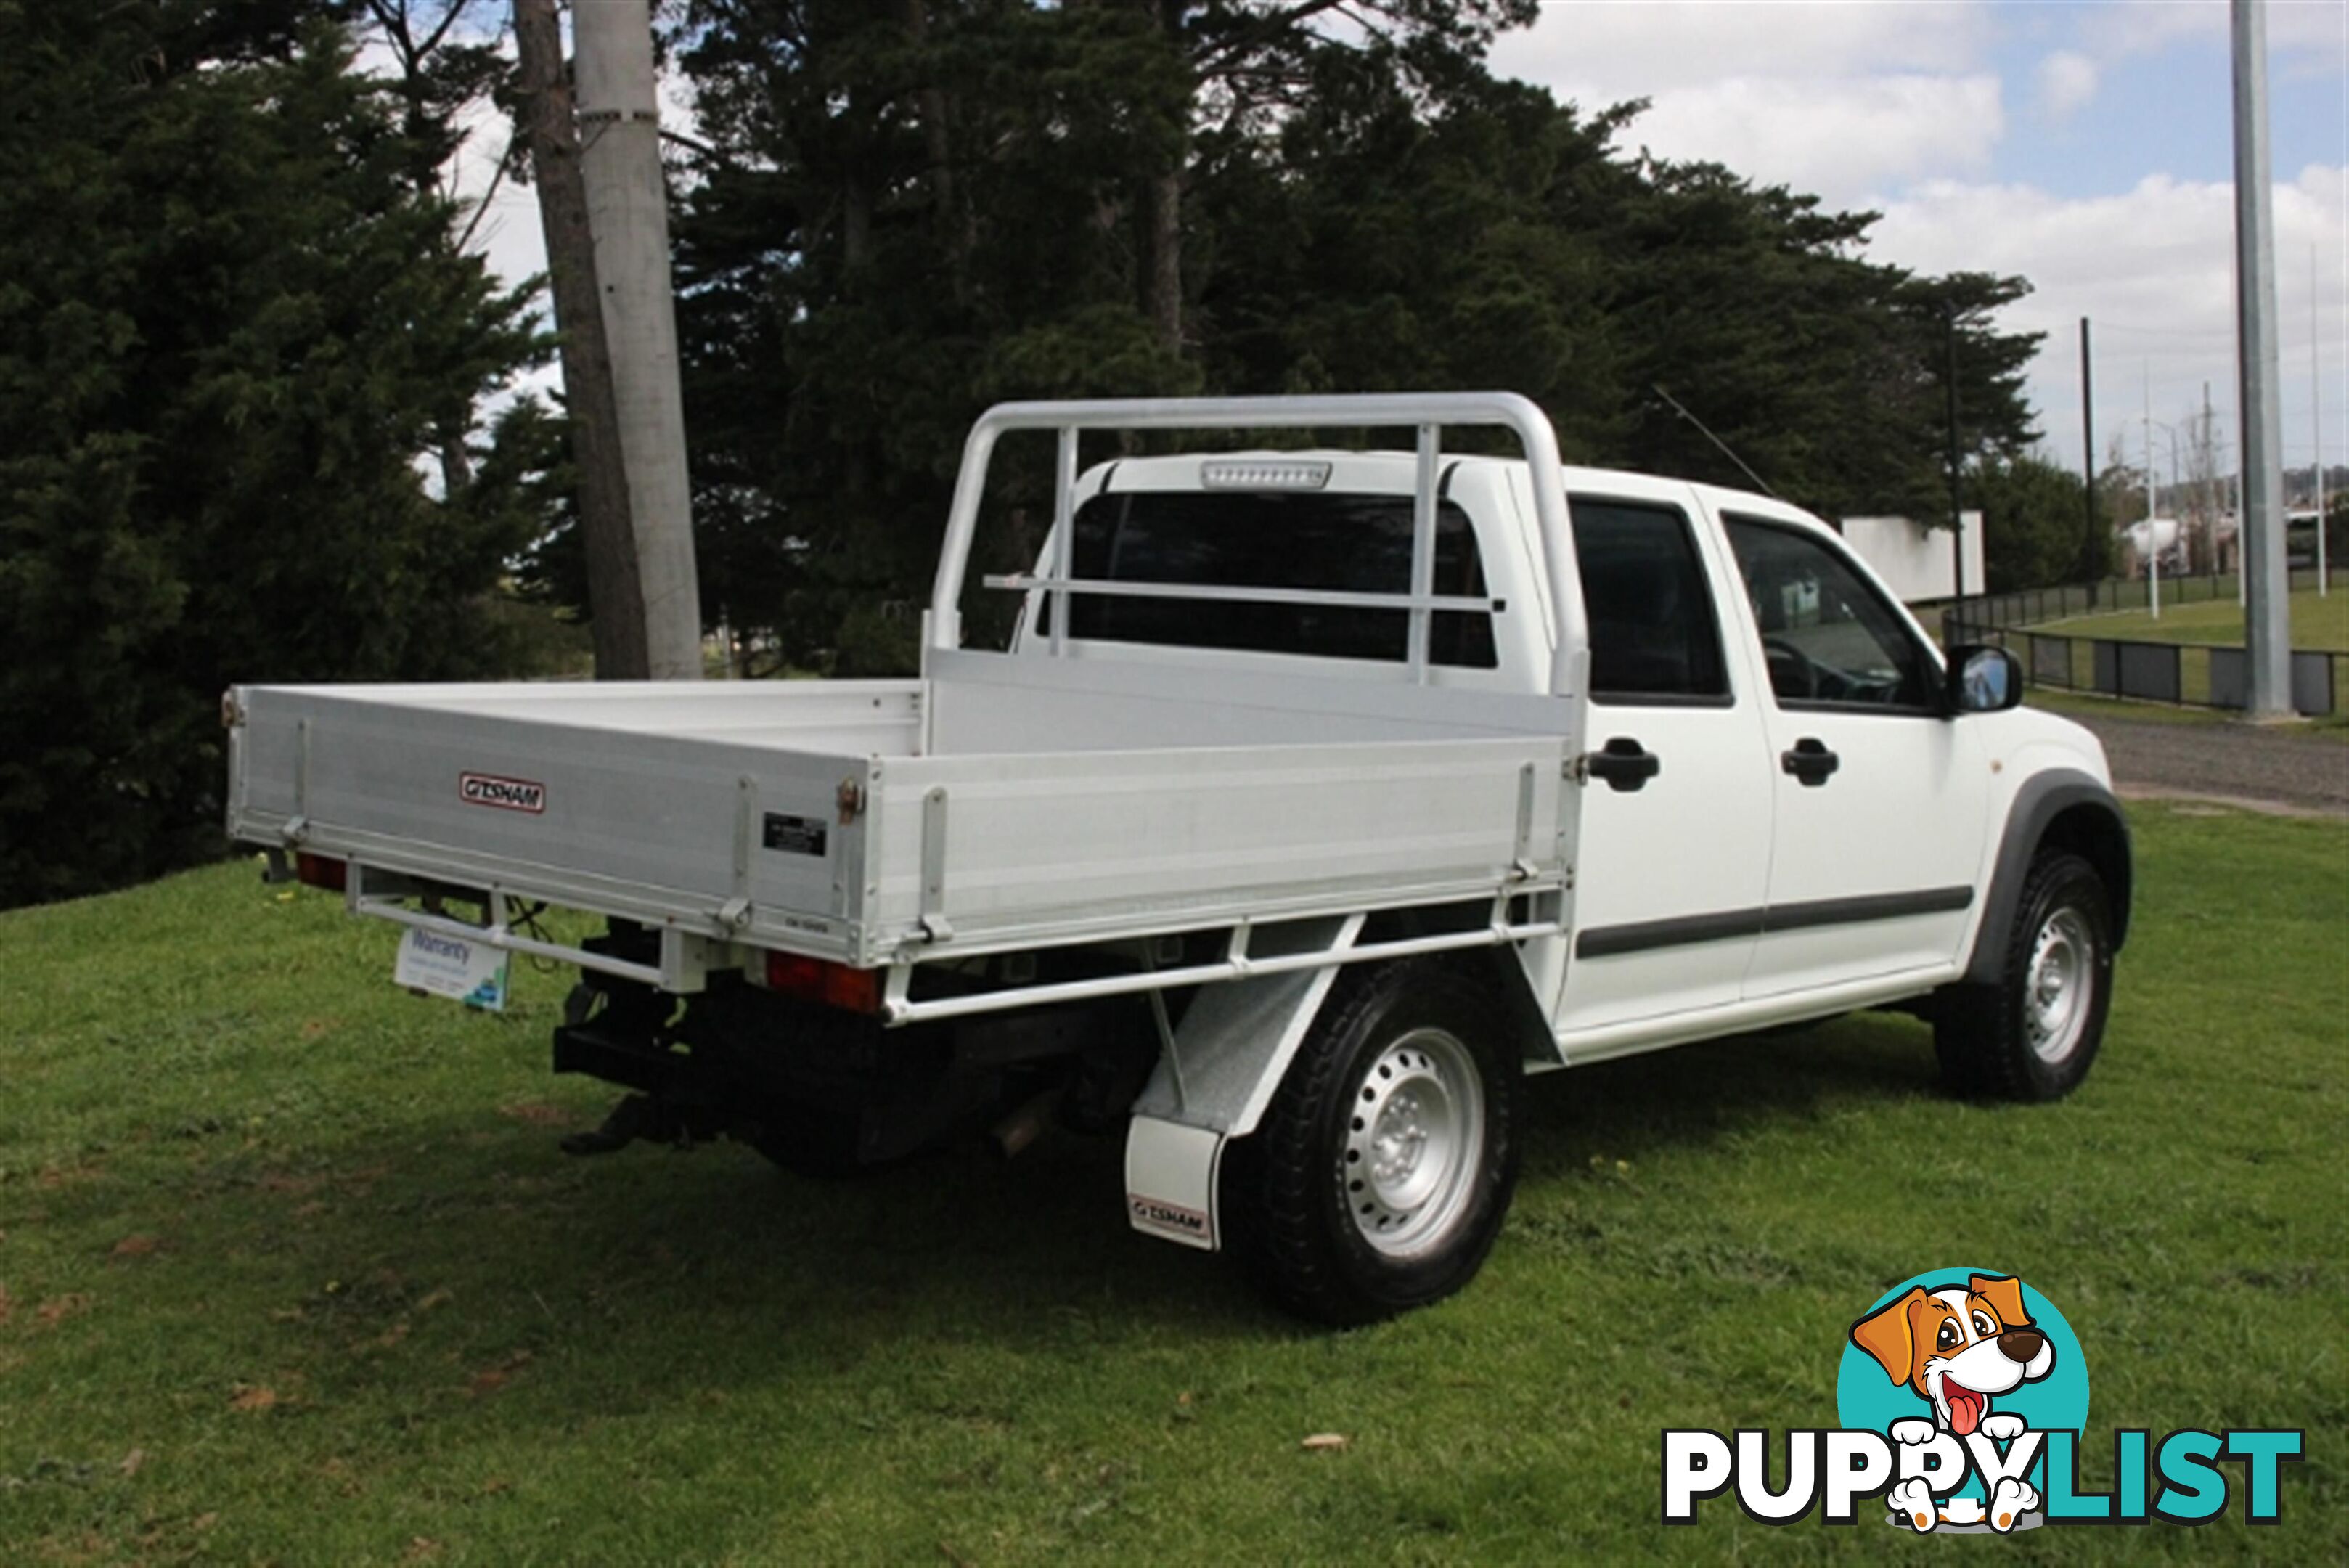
[226, 394, 2131, 1323]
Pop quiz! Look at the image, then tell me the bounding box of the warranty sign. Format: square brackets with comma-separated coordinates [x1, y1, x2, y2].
[393, 926, 509, 1011]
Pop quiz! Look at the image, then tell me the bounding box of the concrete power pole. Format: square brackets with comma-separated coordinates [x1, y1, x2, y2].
[513, 0, 649, 681]
[2231, 0, 2291, 716]
[576, 0, 704, 680]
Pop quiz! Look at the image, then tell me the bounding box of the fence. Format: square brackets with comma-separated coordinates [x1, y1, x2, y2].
[1946, 565, 2345, 634]
[1942, 618, 2346, 718]
[1939, 564, 2346, 718]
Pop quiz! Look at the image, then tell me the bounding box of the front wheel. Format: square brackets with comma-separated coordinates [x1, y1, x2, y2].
[1222, 960, 1521, 1326]
[1934, 851, 2114, 1101]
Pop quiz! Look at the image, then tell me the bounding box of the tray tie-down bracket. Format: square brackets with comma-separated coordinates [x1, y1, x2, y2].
[915, 784, 954, 944]
[716, 775, 758, 932]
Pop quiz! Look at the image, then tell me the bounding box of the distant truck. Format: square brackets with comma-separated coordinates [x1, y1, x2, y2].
[226, 394, 2131, 1323]
[2121, 516, 2188, 575]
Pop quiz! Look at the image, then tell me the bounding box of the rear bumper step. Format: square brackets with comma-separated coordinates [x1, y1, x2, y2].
[552, 1021, 679, 1097]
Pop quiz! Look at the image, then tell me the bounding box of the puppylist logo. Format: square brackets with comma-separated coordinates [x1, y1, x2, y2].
[1662, 1268, 2303, 1532]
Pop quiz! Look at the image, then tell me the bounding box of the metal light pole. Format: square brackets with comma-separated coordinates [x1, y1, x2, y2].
[576, 0, 704, 680]
[2231, 0, 2291, 715]
[2080, 317, 2100, 595]
[2144, 367, 2161, 619]
[2316, 245, 2329, 596]
[2149, 419, 2186, 595]
[1946, 311, 1966, 602]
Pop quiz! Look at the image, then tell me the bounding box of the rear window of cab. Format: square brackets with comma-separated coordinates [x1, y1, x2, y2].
[1051, 489, 1496, 668]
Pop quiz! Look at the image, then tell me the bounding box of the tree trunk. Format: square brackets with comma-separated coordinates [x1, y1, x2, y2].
[512, 0, 650, 679]
[899, 0, 971, 308]
[437, 430, 472, 498]
[1143, 0, 1184, 356]
[1145, 167, 1182, 354]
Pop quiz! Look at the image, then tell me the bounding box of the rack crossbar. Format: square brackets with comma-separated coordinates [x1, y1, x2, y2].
[982, 573, 1501, 615]
[883, 914, 1561, 1026]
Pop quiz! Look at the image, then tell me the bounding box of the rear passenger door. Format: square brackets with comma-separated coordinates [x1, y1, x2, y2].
[1553, 486, 1776, 1045]
[1717, 511, 1990, 998]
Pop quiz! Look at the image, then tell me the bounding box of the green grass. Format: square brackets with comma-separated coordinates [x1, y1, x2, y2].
[2024, 688, 2234, 727]
[2024, 687, 2349, 740]
[4, 812, 2345, 1562]
[2035, 585, 2349, 651]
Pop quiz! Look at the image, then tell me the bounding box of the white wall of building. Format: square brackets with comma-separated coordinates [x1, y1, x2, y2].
[1837, 512, 1985, 604]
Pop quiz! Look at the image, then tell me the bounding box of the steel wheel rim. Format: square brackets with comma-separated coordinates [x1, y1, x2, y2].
[1342, 1027, 1484, 1257]
[2025, 907, 2093, 1063]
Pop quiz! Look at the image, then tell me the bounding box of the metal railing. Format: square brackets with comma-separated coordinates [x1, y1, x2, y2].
[926, 393, 1585, 695]
[1942, 618, 2345, 718]
[1946, 566, 2344, 634]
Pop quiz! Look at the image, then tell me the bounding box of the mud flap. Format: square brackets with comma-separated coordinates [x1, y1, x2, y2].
[1121, 915, 1361, 1251]
[1124, 1116, 1224, 1251]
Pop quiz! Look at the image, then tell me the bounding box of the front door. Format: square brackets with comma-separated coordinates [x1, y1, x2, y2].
[1717, 510, 1991, 999]
[1554, 486, 1776, 1042]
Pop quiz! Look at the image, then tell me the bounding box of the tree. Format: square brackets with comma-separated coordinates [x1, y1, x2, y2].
[654, 1, 2051, 674]
[2099, 435, 2150, 531]
[0, 1, 551, 907]
[363, 0, 518, 496]
[1101, 1, 1538, 356]
[1969, 452, 2109, 593]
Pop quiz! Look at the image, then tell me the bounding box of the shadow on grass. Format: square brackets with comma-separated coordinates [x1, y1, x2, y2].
[17, 1010, 1947, 1405]
[1516, 1009, 1942, 1179]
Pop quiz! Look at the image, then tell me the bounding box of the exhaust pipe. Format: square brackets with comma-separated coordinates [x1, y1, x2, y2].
[989, 1087, 1061, 1161]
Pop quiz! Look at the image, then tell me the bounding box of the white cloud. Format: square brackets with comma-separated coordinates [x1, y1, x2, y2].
[1492, 2, 2003, 205]
[2076, 0, 2348, 75]
[1490, 1, 1991, 99]
[1611, 74, 2004, 202]
[2076, 0, 2223, 59]
[2035, 49, 2099, 121]
[1869, 164, 2349, 469]
[1492, 3, 2348, 472]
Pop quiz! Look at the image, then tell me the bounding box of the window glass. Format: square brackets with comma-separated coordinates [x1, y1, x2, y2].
[1723, 516, 1935, 709]
[1056, 490, 1495, 667]
[1568, 498, 1730, 703]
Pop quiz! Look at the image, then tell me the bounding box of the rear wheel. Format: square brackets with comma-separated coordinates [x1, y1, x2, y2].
[1935, 851, 2113, 1101]
[1224, 960, 1520, 1325]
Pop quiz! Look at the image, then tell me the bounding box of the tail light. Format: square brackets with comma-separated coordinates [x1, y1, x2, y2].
[295, 852, 347, 893]
[762, 951, 881, 1013]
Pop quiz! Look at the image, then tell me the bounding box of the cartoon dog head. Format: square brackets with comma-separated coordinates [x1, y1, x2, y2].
[1850, 1274, 2054, 1436]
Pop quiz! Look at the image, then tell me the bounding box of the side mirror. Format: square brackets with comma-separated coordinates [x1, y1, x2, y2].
[1946, 644, 2023, 715]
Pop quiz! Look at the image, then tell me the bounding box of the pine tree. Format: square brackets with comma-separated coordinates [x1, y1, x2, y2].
[656, 1, 2052, 673]
[0, 1, 552, 906]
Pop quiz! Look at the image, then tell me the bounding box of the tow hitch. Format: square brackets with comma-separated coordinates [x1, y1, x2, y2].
[558, 1093, 722, 1156]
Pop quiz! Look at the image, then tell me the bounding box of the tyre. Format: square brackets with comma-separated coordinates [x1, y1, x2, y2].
[1934, 851, 2113, 1101]
[1223, 959, 1521, 1326]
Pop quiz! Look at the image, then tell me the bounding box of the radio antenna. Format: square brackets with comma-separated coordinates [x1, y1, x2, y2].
[1653, 385, 1780, 499]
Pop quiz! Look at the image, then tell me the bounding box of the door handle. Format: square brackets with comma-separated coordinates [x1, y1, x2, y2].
[1781, 737, 1839, 787]
[1585, 736, 1662, 793]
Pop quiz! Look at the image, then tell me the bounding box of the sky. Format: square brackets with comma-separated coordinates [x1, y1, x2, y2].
[452, 0, 2349, 483]
[1489, 0, 2349, 479]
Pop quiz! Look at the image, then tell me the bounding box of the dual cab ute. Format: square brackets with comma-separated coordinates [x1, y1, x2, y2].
[226, 394, 2129, 1323]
